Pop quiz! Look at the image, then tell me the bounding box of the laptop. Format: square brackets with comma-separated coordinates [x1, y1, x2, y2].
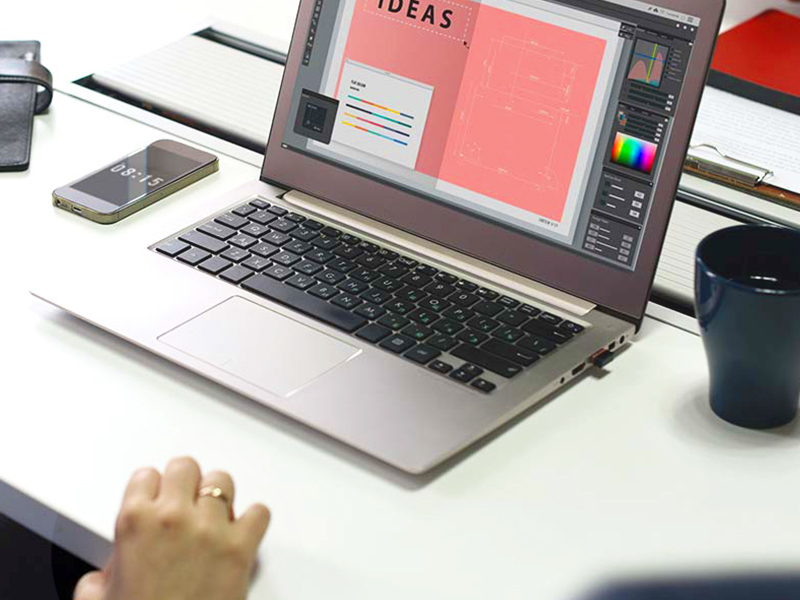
[33, 0, 724, 474]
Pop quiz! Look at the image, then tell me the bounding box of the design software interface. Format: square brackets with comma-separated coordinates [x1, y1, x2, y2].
[282, 0, 700, 270]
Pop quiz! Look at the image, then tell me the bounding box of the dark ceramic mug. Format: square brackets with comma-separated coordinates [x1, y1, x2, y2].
[695, 225, 800, 429]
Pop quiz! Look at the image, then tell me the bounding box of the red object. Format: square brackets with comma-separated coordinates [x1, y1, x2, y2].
[711, 10, 800, 98]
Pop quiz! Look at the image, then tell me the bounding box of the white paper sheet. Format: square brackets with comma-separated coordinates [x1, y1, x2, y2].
[691, 86, 800, 194]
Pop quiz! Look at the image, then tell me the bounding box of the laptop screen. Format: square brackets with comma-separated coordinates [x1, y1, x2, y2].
[280, 0, 700, 273]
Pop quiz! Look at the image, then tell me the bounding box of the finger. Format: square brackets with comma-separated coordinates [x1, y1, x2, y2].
[121, 467, 160, 505]
[160, 457, 201, 505]
[73, 570, 107, 600]
[197, 470, 235, 521]
[236, 503, 271, 554]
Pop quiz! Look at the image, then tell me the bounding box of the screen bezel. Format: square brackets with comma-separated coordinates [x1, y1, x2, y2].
[262, 0, 726, 322]
[55, 140, 217, 216]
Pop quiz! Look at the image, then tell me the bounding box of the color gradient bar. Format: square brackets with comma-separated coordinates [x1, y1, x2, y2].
[341, 121, 409, 146]
[343, 113, 410, 137]
[348, 95, 414, 119]
[611, 133, 658, 174]
[345, 104, 412, 128]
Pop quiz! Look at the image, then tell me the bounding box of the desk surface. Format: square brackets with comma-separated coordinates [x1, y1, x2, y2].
[5, 2, 800, 599]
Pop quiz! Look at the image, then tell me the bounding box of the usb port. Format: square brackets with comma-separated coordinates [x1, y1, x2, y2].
[572, 363, 586, 376]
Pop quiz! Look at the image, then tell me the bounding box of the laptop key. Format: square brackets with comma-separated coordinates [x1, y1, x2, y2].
[270, 219, 297, 233]
[519, 304, 542, 317]
[267, 205, 288, 216]
[307, 248, 335, 264]
[471, 379, 497, 394]
[408, 309, 439, 326]
[249, 199, 270, 209]
[356, 323, 392, 343]
[402, 323, 432, 341]
[335, 245, 364, 259]
[359, 241, 379, 254]
[179, 230, 229, 254]
[303, 219, 324, 231]
[155, 239, 190, 257]
[452, 345, 522, 378]
[404, 344, 441, 365]
[293, 227, 319, 242]
[435, 272, 458, 285]
[559, 320, 585, 335]
[351, 268, 379, 283]
[263, 265, 293, 281]
[539, 312, 563, 325]
[517, 335, 557, 356]
[286, 274, 317, 290]
[308, 284, 339, 300]
[492, 326, 525, 344]
[402, 272, 432, 288]
[377, 313, 409, 330]
[242, 276, 366, 333]
[428, 334, 458, 352]
[432, 319, 463, 336]
[429, 360, 454, 374]
[498, 296, 520, 309]
[321, 226, 342, 238]
[395, 287, 426, 303]
[455, 280, 478, 292]
[263, 231, 291, 246]
[522, 320, 573, 344]
[198, 221, 235, 240]
[328, 258, 357, 273]
[214, 213, 248, 229]
[443, 306, 474, 323]
[312, 236, 340, 251]
[418, 296, 451, 313]
[354, 303, 386, 321]
[467, 316, 499, 333]
[360, 288, 392, 305]
[286, 212, 306, 223]
[377, 248, 398, 261]
[497, 310, 528, 327]
[221, 247, 251, 263]
[294, 260, 323, 276]
[241, 223, 270, 238]
[332, 293, 363, 310]
[384, 299, 414, 315]
[242, 256, 272, 272]
[280, 237, 309, 255]
[357, 254, 385, 269]
[477, 288, 499, 300]
[451, 291, 480, 307]
[482, 339, 539, 367]
[379, 334, 415, 354]
[373, 277, 404, 293]
[396, 256, 418, 269]
[250, 210, 277, 225]
[425, 282, 456, 298]
[474, 301, 504, 317]
[450, 365, 482, 383]
[229, 234, 258, 249]
[233, 204, 257, 217]
[316, 269, 346, 285]
[219, 265, 255, 284]
[338, 278, 370, 295]
[250, 242, 280, 258]
[458, 329, 488, 346]
[341, 233, 361, 245]
[176, 247, 211, 265]
[379, 263, 408, 278]
[272, 251, 301, 267]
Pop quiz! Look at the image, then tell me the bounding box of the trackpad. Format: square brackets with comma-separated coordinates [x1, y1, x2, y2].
[158, 297, 359, 397]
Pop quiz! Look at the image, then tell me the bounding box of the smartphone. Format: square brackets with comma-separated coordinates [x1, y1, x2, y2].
[53, 140, 218, 224]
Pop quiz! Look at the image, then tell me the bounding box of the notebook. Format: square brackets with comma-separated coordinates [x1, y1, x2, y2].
[92, 34, 284, 150]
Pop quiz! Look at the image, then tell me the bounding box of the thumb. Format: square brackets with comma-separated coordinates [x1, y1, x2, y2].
[73, 570, 108, 600]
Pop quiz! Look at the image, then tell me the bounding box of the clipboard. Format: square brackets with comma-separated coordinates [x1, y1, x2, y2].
[682, 10, 800, 212]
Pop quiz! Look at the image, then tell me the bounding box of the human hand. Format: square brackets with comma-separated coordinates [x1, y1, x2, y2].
[73, 457, 271, 600]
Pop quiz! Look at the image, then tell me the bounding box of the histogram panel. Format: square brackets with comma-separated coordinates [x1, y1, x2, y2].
[627, 40, 669, 87]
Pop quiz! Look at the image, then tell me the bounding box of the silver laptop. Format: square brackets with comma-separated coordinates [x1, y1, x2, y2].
[34, 0, 724, 474]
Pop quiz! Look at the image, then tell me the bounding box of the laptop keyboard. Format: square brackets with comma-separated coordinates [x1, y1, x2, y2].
[154, 197, 586, 394]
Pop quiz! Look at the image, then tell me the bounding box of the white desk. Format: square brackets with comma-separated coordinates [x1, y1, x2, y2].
[5, 2, 800, 599]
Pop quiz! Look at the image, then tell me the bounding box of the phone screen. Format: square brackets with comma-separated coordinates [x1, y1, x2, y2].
[73, 145, 203, 207]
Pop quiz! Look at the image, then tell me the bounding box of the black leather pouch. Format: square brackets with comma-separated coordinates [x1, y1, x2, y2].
[0, 41, 53, 172]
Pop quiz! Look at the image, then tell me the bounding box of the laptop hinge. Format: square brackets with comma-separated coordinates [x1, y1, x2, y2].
[282, 190, 597, 317]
